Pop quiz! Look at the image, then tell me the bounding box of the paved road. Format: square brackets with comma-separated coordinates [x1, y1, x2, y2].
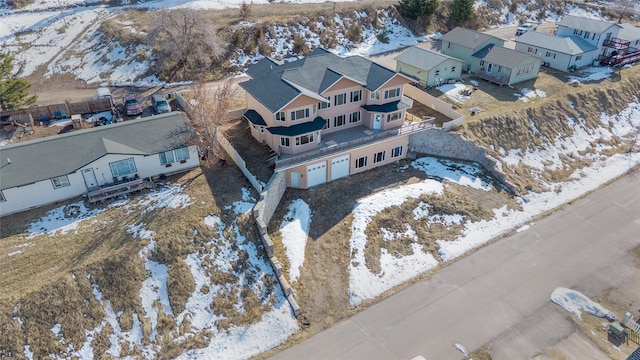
[272, 171, 640, 360]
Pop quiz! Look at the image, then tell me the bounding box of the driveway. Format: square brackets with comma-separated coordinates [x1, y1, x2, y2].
[271, 172, 640, 359]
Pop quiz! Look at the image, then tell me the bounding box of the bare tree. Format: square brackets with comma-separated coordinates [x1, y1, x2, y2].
[146, 9, 223, 81]
[240, 1, 252, 20]
[184, 79, 239, 166]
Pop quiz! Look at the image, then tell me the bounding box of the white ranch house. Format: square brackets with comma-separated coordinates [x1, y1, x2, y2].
[0, 112, 200, 216]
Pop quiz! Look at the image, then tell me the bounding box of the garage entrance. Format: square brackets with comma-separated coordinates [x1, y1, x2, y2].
[331, 154, 350, 180]
[306, 161, 327, 187]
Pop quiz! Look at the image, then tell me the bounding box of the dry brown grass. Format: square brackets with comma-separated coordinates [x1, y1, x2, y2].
[458, 65, 640, 194]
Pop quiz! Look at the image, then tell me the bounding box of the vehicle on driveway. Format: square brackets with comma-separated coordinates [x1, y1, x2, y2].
[124, 94, 142, 116]
[516, 23, 536, 36]
[152, 93, 171, 114]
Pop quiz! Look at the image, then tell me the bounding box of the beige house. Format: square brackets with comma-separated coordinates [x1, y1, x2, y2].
[394, 46, 466, 88]
[240, 48, 433, 189]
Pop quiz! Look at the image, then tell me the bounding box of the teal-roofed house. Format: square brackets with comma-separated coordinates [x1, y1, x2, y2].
[240, 48, 436, 189]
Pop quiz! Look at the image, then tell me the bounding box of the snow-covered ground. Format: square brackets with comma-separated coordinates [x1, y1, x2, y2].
[277, 104, 640, 307]
[550, 287, 614, 320]
[16, 184, 298, 360]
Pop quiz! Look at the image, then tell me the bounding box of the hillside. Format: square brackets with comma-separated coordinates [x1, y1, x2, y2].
[2, 0, 640, 359]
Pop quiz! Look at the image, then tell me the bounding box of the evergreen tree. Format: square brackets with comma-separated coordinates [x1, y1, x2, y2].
[399, 0, 426, 19]
[0, 52, 37, 111]
[448, 0, 474, 26]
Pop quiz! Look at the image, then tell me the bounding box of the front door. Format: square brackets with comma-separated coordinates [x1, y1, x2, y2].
[82, 168, 98, 190]
[373, 114, 382, 130]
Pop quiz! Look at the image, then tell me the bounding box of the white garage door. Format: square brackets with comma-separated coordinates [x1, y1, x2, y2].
[307, 161, 327, 187]
[331, 154, 350, 180]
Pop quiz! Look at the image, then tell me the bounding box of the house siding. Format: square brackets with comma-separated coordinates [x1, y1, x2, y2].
[283, 135, 409, 188]
[396, 58, 463, 87]
[441, 38, 504, 71]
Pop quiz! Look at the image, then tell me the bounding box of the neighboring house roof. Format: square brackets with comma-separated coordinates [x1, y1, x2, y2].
[440, 27, 503, 50]
[267, 116, 326, 136]
[516, 32, 597, 55]
[244, 109, 267, 126]
[472, 44, 541, 68]
[361, 99, 412, 113]
[240, 48, 401, 113]
[0, 112, 194, 190]
[557, 15, 620, 34]
[619, 23, 640, 41]
[394, 46, 464, 71]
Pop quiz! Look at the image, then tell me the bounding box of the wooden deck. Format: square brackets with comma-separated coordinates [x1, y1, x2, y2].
[87, 178, 147, 203]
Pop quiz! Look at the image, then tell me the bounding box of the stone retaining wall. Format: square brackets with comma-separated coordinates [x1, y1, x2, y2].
[409, 129, 517, 193]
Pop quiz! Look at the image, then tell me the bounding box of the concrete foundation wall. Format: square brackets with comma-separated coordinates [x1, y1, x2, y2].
[408, 129, 517, 193]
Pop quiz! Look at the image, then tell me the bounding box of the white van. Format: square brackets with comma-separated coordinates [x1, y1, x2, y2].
[152, 94, 171, 114]
[96, 87, 114, 107]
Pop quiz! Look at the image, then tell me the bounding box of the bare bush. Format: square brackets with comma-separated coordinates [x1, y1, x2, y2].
[240, 1, 252, 20]
[6, 0, 34, 9]
[146, 9, 224, 81]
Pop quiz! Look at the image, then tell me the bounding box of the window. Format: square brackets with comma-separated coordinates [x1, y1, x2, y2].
[276, 111, 285, 122]
[334, 93, 347, 106]
[480, 60, 485, 66]
[51, 175, 70, 189]
[160, 150, 175, 165]
[583, 31, 590, 39]
[350, 90, 362, 102]
[260, 127, 265, 133]
[384, 88, 400, 99]
[435, 70, 440, 76]
[290, 108, 309, 121]
[527, 46, 538, 54]
[573, 29, 583, 35]
[373, 151, 386, 164]
[296, 133, 314, 146]
[333, 115, 346, 127]
[319, 96, 331, 109]
[575, 55, 582, 61]
[370, 91, 380, 100]
[387, 111, 401, 122]
[447, 42, 451, 49]
[451, 66, 456, 73]
[349, 111, 361, 123]
[175, 147, 190, 161]
[391, 146, 403, 158]
[280, 137, 290, 147]
[355, 156, 368, 169]
[110, 158, 136, 177]
[0, 190, 5, 202]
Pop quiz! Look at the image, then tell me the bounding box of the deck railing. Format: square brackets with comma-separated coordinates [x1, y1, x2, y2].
[274, 119, 434, 169]
[474, 69, 509, 86]
[87, 178, 145, 203]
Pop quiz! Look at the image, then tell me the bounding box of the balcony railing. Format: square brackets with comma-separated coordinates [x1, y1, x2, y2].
[598, 48, 640, 66]
[474, 69, 509, 86]
[274, 119, 434, 169]
[603, 38, 630, 50]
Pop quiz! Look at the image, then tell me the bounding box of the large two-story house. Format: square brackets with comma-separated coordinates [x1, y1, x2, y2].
[240, 48, 429, 189]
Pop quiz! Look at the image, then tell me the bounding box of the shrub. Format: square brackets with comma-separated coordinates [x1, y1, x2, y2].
[292, 35, 309, 55]
[347, 23, 362, 43]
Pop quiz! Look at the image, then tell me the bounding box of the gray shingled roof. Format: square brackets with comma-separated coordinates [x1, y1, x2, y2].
[557, 15, 619, 34]
[515, 32, 597, 55]
[240, 48, 399, 113]
[619, 23, 640, 41]
[472, 44, 541, 68]
[440, 27, 503, 50]
[0, 112, 194, 190]
[394, 46, 464, 71]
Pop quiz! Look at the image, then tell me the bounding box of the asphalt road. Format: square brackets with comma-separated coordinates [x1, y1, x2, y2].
[272, 170, 640, 360]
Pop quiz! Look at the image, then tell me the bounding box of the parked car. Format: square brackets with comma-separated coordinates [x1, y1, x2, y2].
[123, 94, 142, 116]
[515, 23, 536, 36]
[152, 93, 171, 114]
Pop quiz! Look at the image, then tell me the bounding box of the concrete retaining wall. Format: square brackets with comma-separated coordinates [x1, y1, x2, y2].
[408, 129, 517, 193]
